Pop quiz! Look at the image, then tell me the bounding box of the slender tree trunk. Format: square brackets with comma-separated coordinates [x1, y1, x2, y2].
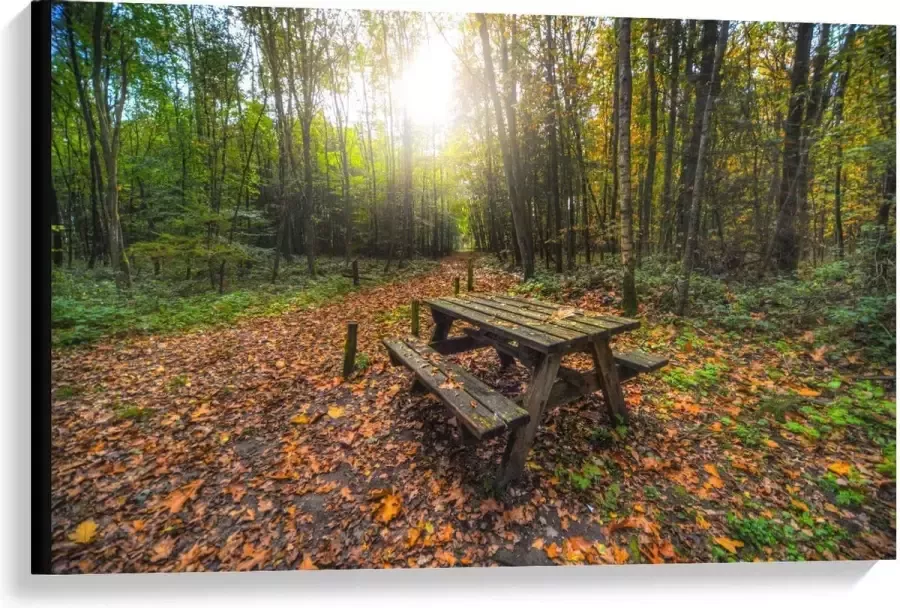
[659, 20, 681, 254]
[640, 20, 659, 264]
[676, 21, 729, 315]
[477, 13, 534, 279]
[831, 25, 856, 260]
[769, 23, 814, 273]
[616, 19, 637, 316]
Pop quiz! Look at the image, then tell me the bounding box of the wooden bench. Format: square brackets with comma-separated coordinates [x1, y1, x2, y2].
[549, 349, 668, 408]
[614, 350, 668, 382]
[383, 337, 530, 441]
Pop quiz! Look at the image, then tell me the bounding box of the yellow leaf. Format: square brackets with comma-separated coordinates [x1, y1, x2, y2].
[763, 439, 779, 449]
[291, 414, 311, 425]
[219, 432, 230, 444]
[424, 521, 435, 535]
[531, 538, 545, 550]
[275, 360, 286, 369]
[376, 493, 402, 524]
[406, 528, 421, 548]
[828, 461, 852, 476]
[68, 520, 98, 544]
[299, 554, 317, 570]
[704, 464, 720, 478]
[696, 514, 711, 530]
[327, 406, 345, 419]
[714, 537, 744, 554]
[791, 498, 809, 512]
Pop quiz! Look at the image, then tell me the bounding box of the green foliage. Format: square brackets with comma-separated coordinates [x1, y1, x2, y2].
[115, 404, 152, 421]
[51, 256, 437, 347]
[663, 362, 727, 394]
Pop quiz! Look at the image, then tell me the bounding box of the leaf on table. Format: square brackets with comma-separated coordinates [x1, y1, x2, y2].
[68, 520, 98, 544]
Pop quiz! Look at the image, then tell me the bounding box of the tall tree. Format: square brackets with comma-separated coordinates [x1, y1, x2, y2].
[477, 13, 535, 279]
[91, 3, 133, 287]
[769, 23, 814, 273]
[639, 20, 659, 263]
[676, 21, 730, 315]
[616, 18, 637, 316]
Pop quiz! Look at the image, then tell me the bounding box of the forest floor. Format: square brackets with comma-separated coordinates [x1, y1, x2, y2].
[50, 254, 895, 573]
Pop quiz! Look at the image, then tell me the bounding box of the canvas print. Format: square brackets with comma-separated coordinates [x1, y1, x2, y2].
[45, 0, 895, 573]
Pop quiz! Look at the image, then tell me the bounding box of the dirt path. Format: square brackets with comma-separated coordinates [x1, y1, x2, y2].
[50, 256, 895, 572]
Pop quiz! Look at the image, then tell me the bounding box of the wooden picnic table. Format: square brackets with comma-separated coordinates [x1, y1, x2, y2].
[422, 293, 658, 486]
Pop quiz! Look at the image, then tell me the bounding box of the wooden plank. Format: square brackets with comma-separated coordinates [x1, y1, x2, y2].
[383, 339, 508, 439]
[404, 339, 529, 429]
[614, 349, 668, 372]
[426, 298, 558, 352]
[444, 296, 586, 343]
[497, 351, 562, 487]
[465, 295, 608, 338]
[490, 294, 640, 335]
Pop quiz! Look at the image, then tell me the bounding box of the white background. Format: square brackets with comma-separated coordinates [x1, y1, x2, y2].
[2, 0, 897, 605]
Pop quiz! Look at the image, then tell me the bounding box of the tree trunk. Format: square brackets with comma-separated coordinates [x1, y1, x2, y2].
[659, 20, 681, 253]
[616, 19, 637, 316]
[544, 16, 563, 274]
[769, 23, 814, 273]
[676, 21, 729, 315]
[91, 4, 131, 288]
[477, 14, 534, 279]
[640, 20, 659, 264]
[832, 25, 856, 260]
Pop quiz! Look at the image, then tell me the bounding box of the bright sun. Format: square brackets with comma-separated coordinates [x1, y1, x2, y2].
[395, 33, 457, 129]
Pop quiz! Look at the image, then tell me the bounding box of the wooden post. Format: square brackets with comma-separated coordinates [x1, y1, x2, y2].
[351, 260, 359, 286]
[343, 321, 358, 378]
[467, 259, 474, 292]
[453, 277, 460, 295]
[411, 299, 420, 337]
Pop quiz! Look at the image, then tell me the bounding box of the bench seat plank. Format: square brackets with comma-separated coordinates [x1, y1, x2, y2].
[383, 337, 530, 440]
[614, 349, 668, 373]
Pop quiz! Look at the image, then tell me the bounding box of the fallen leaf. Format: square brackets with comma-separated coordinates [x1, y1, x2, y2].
[150, 537, 176, 562]
[828, 461, 852, 476]
[545, 542, 560, 559]
[794, 387, 821, 398]
[531, 538, 545, 550]
[435, 550, 457, 566]
[68, 520, 98, 544]
[714, 537, 744, 554]
[376, 493, 402, 524]
[696, 514, 711, 530]
[327, 405, 345, 419]
[298, 554, 317, 570]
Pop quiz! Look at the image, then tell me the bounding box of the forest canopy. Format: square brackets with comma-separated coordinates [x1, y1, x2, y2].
[50, 4, 895, 307]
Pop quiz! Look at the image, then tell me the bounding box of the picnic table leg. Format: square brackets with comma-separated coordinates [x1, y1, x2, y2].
[496, 350, 515, 369]
[497, 352, 562, 488]
[590, 338, 629, 425]
[430, 309, 453, 342]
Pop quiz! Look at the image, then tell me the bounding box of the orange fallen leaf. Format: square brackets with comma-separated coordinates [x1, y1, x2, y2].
[545, 542, 560, 559]
[435, 550, 457, 566]
[704, 464, 720, 478]
[376, 493, 402, 524]
[696, 514, 711, 530]
[611, 545, 630, 564]
[150, 537, 176, 562]
[531, 538, 545, 550]
[298, 554, 317, 570]
[794, 387, 821, 398]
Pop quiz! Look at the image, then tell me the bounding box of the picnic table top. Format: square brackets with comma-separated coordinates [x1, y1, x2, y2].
[424, 293, 639, 354]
